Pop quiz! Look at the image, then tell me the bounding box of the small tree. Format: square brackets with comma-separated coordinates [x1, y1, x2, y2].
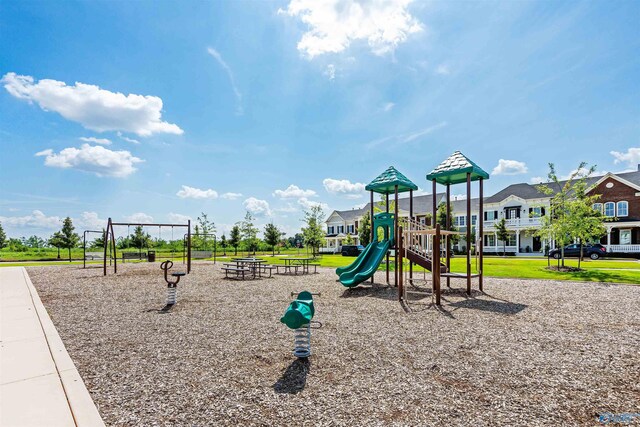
[358, 213, 371, 246]
[220, 234, 227, 256]
[567, 178, 607, 268]
[343, 233, 354, 245]
[229, 225, 241, 256]
[48, 232, 65, 259]
[240, 212, 260, 255]
[0, 222, 7, 251]
[436, 202, 459, 245]
[196, 212, 216, 250]
[301, 205, 325, 257]
[60, 217, 80, 262]
[130, 225, 151, 256]
[264, 223, 281, 256]
[495, 218, 509, 256]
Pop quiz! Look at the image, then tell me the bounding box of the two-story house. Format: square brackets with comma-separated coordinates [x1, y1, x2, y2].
[324, 167, 640, 256]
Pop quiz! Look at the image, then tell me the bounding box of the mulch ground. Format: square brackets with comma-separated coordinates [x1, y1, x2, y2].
[27, 263, 640, 426]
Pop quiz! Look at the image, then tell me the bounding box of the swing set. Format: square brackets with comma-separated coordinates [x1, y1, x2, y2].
[102, 217, 192, 276]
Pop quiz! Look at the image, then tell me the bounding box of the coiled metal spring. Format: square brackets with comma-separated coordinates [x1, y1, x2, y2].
[167, 287, 177, 305]
[293, 324, 311, 358]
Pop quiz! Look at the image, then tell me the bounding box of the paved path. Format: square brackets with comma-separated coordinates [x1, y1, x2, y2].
[1, 267, 104, 426]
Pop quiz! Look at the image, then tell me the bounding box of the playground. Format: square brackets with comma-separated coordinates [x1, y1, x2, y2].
[27, 262, 639, 425]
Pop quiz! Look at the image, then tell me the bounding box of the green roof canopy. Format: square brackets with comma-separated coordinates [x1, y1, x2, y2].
[366, 166, 418, 194]
[427, 151, 489, 185]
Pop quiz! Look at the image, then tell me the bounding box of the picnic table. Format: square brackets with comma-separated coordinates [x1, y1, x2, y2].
[227, 258, 268, 279]
[281, 257, 316, 275]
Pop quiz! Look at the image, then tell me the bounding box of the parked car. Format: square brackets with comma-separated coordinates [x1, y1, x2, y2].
[548, 243, 606, 260]
[341, 245, 365, 256]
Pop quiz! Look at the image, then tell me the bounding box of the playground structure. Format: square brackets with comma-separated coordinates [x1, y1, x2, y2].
[159, 260, 185, 310]
[280, 291, 321, 358]
[82, 229, 106, 268]
[102, 217, 192, 276]
[336, 151, 489, 306]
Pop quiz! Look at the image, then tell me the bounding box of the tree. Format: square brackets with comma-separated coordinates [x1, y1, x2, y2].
[436, 202, 459, 245]
[567, 177, 607, 268]
[26, 235, 46, 249]
[358, 212, 371, 246]
[343, 233, 354, 245]
[495, 218, 509, 256]
[229, 225, 241, 256]
[240, 212, 260, 255]
[60, 217, 80, 262]
[301, 205, 325, 257]
[0, 222, 7, 250]
[48, 232, 65, 259]
[536, 162, 594, 268]
[220, 234, 227, 256]
[196, 212, 216, 250]
[130, 225, 151, 255]
[91, 230, 106, 249]
[264, 223, 280, 256]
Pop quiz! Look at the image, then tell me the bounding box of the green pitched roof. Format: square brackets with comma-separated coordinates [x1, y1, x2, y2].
[427, 151, 489, 185]
[365, 166, 418, 194]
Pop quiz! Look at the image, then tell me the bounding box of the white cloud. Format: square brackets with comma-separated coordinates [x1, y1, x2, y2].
[79, 136, 111, 145]
[324, 64, 336, 80]
[274, 204, 299, 213]
[492, 159, 528, 176]
[167, 213, 192, 223]
[117, 132, 140, 144]
[0, 210, 61, 229]
[382, 102, 395, 112]
[435, 64, 450, 75]
[322, 178, 365, 198]
[221, 192, 243, 200]
[273, 184, 317, 199]
[243, 197, 272, 217]
[280, 0, 423, 58]
[77, 211, 106, 230]
[206, 48, 243, 115]
[176, 185, 218, 200]
[35, 144, 143, 178]
[611, 147, 640, 169]
[298, 197, 330, 212]
[530, 176, 545, 184]
[2, 72, 183, 136]
[124, 212, 154, 224]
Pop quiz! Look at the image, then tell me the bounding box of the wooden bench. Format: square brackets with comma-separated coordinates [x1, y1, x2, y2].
[122, 252, 146, 262]
[84, 252, 103, 260]
[222, 266, 251, 280]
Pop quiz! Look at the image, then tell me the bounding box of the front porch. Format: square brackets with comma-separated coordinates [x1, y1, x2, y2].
[601, 221, 640, 254]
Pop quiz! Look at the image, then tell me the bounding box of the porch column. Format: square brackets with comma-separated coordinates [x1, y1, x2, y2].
[606, 227, 612, 249]
[494, 231, 497, 253]
[515, 230, 520, 254]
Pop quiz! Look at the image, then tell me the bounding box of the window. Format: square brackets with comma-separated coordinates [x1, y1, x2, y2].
[530, 207, 543, 217]
[327, 226, 335, 234]
[592, 203, 602, 213]
[455, 216, 466, 227]
[471, 215, 477, 225]
[484, 235, 495, 246]
[617, 201, 628, 217]
[347, 225, 355, 234]
[486, 211, 496, 221]
[338, 225, 344, 234]
[620, 229, 631, 245]
[604, 202, 615, 217]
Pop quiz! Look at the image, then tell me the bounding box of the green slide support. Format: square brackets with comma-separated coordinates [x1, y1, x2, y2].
[338, 239, 390, 287]
[280, 291, 315, 329]
[335, 240, 376, 276]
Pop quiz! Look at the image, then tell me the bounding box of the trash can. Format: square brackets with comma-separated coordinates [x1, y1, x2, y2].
[147, 250, 156, 262]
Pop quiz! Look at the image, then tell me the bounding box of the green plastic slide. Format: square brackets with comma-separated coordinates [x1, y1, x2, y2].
[280, 291, 315, 329]
[338, 239, 390, 287]
[335, 241, 376, 277]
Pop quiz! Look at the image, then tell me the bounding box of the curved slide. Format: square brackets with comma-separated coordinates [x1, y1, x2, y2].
[337, 240, 390, 287]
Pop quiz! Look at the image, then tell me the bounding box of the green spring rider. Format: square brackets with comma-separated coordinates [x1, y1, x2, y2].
[280, 291, 318, 358]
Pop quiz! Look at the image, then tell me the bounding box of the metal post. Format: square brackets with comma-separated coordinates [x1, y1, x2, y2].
[394, 185, 398, 288]
[187, 220, 192, 274]
[479, 177, 484, 291]
[409, 189, 413, 281]
[386, 192, 389, 285]
[103, 219, 110, 276]
[434, 223, 441, 305]
[398, 225, 403, 302]
[111, 221, 117, 274]
[446, 183, 451, 288]
[370, 190, 374, 284]
[466, 172, 471, 295]
[83, 231, 86, 269]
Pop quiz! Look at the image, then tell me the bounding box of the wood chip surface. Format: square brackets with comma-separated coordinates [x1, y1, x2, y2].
[27, 263, 640, 426]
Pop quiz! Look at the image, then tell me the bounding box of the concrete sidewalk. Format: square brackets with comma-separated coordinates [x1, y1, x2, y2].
[1, 267, 104, 427]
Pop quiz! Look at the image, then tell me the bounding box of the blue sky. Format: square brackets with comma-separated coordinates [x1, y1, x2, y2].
[1, 0, 639, 238]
